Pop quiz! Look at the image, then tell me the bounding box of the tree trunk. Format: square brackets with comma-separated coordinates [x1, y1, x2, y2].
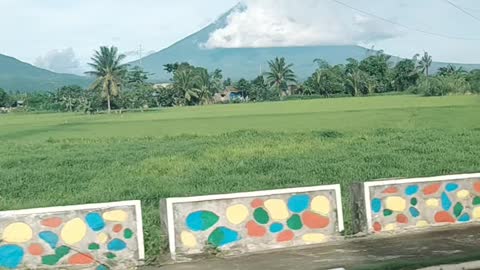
[107, 94, 111, 114]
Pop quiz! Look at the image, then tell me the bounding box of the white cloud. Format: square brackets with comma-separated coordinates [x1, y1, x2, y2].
[203, 0, 400, 49]
[34, 48, 81, 74]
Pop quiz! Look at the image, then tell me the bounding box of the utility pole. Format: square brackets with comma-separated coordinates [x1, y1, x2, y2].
[138, 44, 143, 67]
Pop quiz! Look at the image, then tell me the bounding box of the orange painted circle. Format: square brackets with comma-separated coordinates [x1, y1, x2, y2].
[277, 230, 294, 242]
[28, 244, 44, 256]
[396, 214, 408, 224]
[68, 253, 94, 265]
[246, 220, 267, 237]
[474, 181, 480, 193]
[113, 224, 123, 233]
[373, 222, 382, 232]
[251, 199, 264, 208]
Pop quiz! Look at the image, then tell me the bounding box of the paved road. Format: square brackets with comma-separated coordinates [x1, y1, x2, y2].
[146, 224, 480, 270]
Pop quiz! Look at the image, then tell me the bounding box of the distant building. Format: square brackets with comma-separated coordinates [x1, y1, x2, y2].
[153, 83, 172, 89]
[214, 87, 246, 103]
[14, 100, 24, 108]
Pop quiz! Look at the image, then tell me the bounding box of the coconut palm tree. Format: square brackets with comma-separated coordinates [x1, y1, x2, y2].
[85, 46, 127, 113]
[346, 69, 366, 96]
[173, 69, 200, 106]
[438, 64, 467, 76]
[264, 57, 296, 94]
[418, 52, 433, 76]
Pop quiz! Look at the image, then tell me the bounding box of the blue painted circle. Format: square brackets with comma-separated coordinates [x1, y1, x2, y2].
[107, 239, 127, 251]
[287, 194, 310, 213]
[218, 227, 240, 246]
[409, 207, 420, 218]
[405, 185, 419, 196]
[446, 183, 459, 192]
[442, 192, 452, 211]
[86, 213, 105, 232]
[0, 245, 24, 269]
[39, 231, 59, 249]
[371, 198, 382, 213]
[269, 223, 284, 234]
[458, 213, 471, 223]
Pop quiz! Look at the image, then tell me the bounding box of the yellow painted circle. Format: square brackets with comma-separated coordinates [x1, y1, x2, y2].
[61, 218, 87, 245]
[311, 196, 330, 215]
[103, 210, 128, 222]
[3, 222, 33, 243]
[426, 198, 439, 208]
[473, 207, 480, 219]
[383, 223, 397, 231]
[180, 231, 197, 248]
[264, 199, 289, 221]
[302, 233, 326, 243]
[226, 204, 249, 225]
[385, 196, 406, 212]
[457, 190, 470, 199]
[416, 220, 429, 228]
[98, 232, 109, 244]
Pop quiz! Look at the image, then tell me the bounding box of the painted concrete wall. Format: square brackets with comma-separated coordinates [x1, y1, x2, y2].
[0, 201, 144, 270]
[161, 185, 343, 259]
[363, 173, 480, 234]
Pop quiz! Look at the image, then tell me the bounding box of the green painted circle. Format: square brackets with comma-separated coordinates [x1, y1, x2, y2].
[254, 208, 269, 225]
[287, 214, 303, 230]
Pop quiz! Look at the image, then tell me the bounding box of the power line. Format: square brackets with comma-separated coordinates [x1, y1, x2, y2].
[328, 0, 480, 41]
[444, 0, 480, 23]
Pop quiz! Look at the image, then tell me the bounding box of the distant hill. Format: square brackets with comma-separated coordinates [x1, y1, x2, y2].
[0, 54, 90, 92]
[132, 5, 480, 82]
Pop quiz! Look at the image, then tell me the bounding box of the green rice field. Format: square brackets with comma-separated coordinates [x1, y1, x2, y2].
[1, 95, 480, 261]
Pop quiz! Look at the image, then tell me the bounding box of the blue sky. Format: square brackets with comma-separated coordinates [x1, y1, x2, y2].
[1, 0, 479, 74]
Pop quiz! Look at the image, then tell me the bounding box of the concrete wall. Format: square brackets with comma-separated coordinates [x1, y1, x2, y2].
[362, 173, 480, 234]
[161, 185, 343, 259]
[0, 201, 144, 270]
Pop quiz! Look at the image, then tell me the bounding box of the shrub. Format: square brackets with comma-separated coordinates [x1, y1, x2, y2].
[410, 76, 472, 96]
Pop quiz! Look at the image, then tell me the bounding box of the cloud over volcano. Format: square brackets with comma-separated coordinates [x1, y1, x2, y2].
[204, 0, 400, 49]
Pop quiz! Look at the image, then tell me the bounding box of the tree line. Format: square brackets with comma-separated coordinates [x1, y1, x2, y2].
[1, 47, 479, 113]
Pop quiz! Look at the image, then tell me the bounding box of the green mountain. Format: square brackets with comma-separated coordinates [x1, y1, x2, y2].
[0, 53, 90, 92]
[133, 5, 480, 82]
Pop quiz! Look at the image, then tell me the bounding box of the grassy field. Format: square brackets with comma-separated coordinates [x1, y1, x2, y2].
[1, 95, 480, 262]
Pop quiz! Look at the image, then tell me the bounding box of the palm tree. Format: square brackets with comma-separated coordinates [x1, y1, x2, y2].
[438, 64, 466, 76]
[264, 57, 296, 94]
[173, 69, 200, 106]
[346, 69, 366, 96]
[197, 69, 213, 105]
[86, 46, 127, 113]
[418, 52, 433, 76]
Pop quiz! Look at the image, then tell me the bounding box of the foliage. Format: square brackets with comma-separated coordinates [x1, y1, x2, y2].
[411, 76, 472, 96]
[391, 59, 420, 92]
[264, 57, 296, 94]
[345, 69, 368, 96]
[53, 85, 87, 112]
[163, 62, 191, 74]
[438, 64, 466, 77]
[358, 51, 392, 93]
[126, 66, 150, 85]
[418, 52, 433, 76]
[466, 70, 480, 94]
[5, 50, 480, 113]
[86, 46, 128, 113]
[0, 88, 9, 107]
[172, 68, 200, 106]
[306, 62, 345, 97]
